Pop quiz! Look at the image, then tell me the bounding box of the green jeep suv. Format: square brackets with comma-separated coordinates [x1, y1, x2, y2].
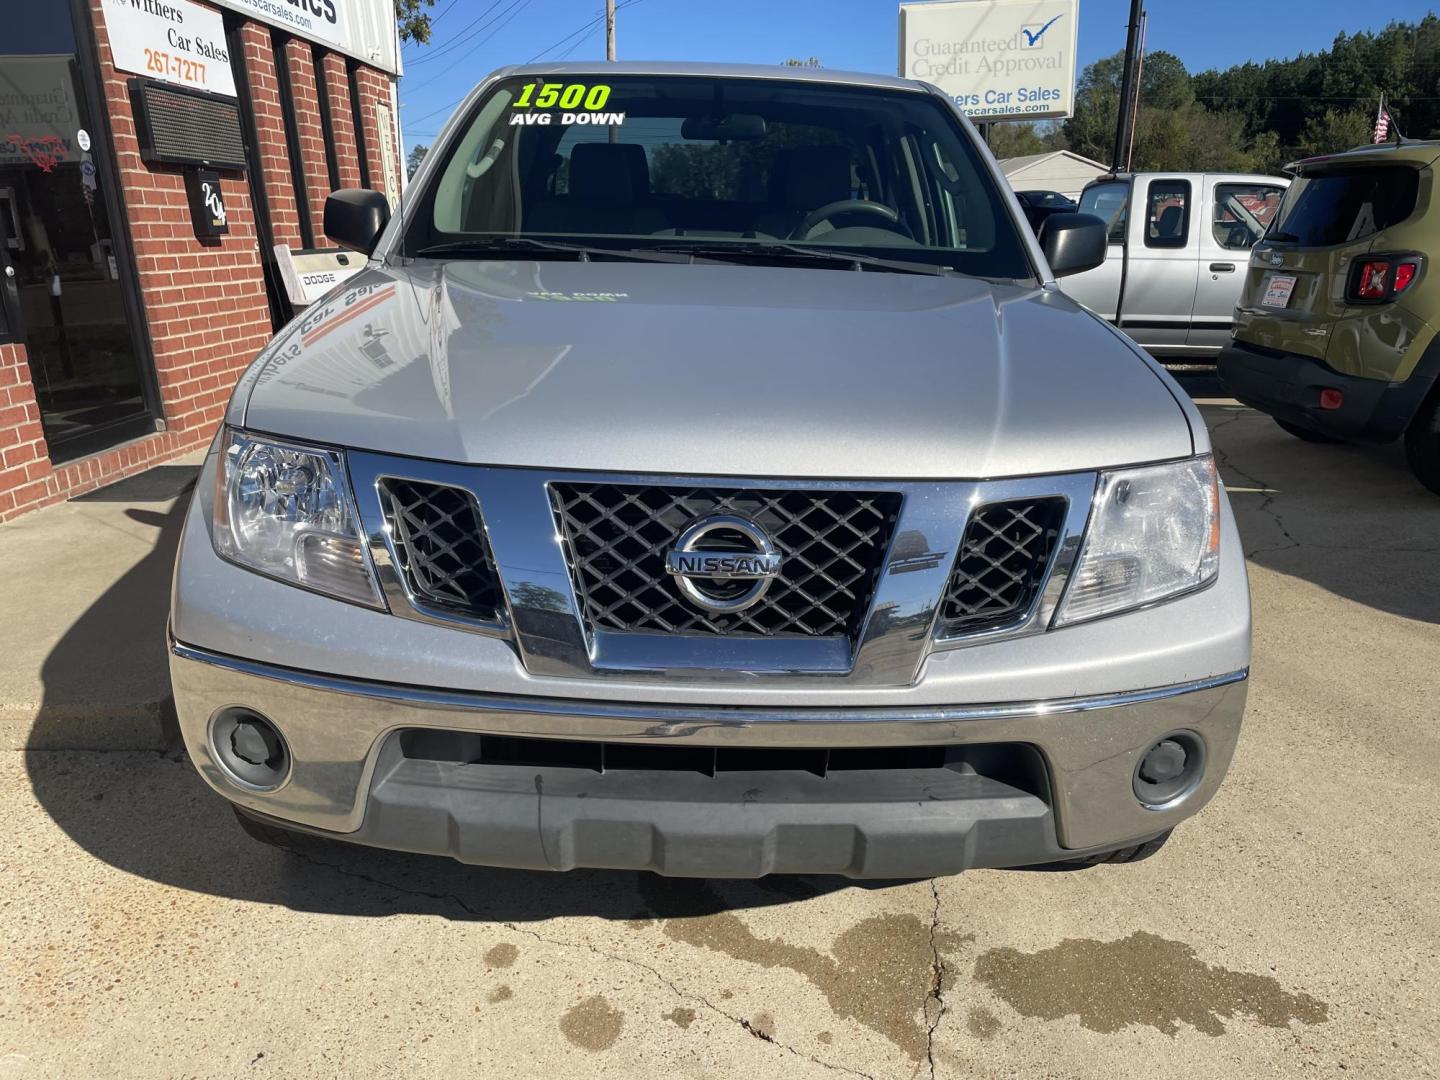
[1218, 140, 1440, 493]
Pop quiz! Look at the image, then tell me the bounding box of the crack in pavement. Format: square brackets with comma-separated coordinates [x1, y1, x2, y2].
[923, 879, 945, 1080]
[280, 843, 876, 1080]
[1210, 413, 1440, 558]
[1208, 413, 1304, 559]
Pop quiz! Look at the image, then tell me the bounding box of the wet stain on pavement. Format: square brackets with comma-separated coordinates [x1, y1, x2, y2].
[973, 932, 1329, 1036]
[664, 1007, 695, 1029]
[816, 1031, 832, 1044]
[486, 985, 513, 1004]
[966, 1006, 1000, 1040]
[484, 943, 518, 968]
[639, 878, 968, 1060]
[560, 995, 625, 1051]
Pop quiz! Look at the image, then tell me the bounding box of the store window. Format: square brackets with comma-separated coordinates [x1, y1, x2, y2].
[0, 0, 158, 461]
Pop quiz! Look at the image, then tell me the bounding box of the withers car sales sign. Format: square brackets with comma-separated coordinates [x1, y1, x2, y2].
[899, 0, 1079, 122]
[100, 0, 237, 98]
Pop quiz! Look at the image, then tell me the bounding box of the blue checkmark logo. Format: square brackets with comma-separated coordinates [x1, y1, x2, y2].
[1020, 13, 1064, 47]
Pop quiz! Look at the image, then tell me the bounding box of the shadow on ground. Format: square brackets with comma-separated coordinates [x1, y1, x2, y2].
[23, 479, 899, 922]
[1177, 375, 1440, 625]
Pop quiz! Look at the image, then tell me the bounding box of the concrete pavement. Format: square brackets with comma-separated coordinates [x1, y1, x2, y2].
[1, 403, 1437, 1078]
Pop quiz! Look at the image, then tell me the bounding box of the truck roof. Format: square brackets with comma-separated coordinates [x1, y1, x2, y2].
[488, 60, 929, 94]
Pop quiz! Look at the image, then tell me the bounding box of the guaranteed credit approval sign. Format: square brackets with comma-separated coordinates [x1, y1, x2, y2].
[899, 0, 1079, 122]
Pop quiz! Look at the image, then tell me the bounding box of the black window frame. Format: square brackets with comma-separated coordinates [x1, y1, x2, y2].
[271, 30, 315, 249]
[1143, 178, 1191, 250]
[312, 43, 341, 194]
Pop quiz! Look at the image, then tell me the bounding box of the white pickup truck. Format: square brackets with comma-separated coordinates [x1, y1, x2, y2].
[1060, 171, 1289, 361]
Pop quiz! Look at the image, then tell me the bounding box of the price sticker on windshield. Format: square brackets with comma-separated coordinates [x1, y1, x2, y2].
[1261, 274, 1297, 309]
[510, 82, 625, 127]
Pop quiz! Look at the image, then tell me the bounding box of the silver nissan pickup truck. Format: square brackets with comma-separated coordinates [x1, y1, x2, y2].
[169, 62, 1250, 878]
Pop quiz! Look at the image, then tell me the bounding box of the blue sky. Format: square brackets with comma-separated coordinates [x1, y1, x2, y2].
[398, 0, 1439, 149]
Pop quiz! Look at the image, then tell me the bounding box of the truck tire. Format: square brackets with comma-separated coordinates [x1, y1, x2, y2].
[1275, 418, 1342, 444]
[1404, 392, 1440, 496]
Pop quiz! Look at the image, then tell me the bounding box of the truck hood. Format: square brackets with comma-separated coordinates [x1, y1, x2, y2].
[237, 260, 1192, 479]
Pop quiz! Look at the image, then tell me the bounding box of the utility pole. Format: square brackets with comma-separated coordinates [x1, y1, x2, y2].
[606, 0, 616, 61]
[1125, 11, 1148, 171]
[1111, 0, 1144, 172]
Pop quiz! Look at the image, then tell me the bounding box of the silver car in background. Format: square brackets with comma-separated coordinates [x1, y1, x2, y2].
[1062, 171, 1289, 360]
[169, 62, 1250, 879]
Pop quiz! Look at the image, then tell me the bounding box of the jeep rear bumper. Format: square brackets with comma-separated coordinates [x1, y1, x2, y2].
[171, 641, 1247, 878]
[1218, 340, 1438, 442]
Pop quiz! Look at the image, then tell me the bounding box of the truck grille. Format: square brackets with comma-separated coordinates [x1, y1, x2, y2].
[939, 498, 1066, 637]
[550, 483, 902, 638]
[378, 478, 505, 621]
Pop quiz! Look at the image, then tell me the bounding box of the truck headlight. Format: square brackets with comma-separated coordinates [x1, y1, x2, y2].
[1054, 455, 1220, 626]
[212, 428, 383, 608]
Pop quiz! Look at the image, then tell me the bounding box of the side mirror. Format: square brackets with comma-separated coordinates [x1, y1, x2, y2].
[324, 189, 391, 255]
[1038, 212, 1108, 278]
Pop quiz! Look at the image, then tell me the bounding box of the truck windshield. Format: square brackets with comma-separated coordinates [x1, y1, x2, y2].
[406, 74, 1033, 279]
[1266, 165, 1420, 246]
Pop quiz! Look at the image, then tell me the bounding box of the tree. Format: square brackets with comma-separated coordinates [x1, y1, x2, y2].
[407, 144, 429, 179]
[396, 0, 437, 45]
[986, 122, 1048, 159]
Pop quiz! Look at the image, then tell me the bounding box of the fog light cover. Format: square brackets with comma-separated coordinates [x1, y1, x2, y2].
[213, 428, 383, 607]
[1055, 455, 1220, 625]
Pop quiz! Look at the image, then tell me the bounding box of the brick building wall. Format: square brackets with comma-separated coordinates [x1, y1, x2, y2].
[0, 1, 398, 522]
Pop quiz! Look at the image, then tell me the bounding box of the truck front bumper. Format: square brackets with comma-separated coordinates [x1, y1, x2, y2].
[171, 640, 1247, 878]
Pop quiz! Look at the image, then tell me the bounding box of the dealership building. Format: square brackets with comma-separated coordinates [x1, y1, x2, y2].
[0, 0, 404, 520]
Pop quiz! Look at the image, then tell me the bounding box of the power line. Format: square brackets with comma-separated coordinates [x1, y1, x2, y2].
[406, 0, 516, 66]
[403, 0, 538, 95]
[407, 0, 652, 129]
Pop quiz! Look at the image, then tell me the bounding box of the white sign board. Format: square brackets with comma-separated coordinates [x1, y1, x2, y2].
[203, 0, 401, 75]
[209, 0, 346, 50]
[100, 0, 237, 98]
[899, 0, 1080, 122]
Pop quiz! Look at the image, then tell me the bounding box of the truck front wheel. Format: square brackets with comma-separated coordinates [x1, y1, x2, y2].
[1404, 392, 1440, 496]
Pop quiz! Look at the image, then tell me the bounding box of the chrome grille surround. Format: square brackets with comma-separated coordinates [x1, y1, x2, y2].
[344, 452, 1099, 685]
[938, 498, 1067, 638]
[549, 483, 903, 639]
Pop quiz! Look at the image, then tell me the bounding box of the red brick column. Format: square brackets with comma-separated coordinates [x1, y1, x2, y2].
[353, 66, 397, 201]
[238, 23, 303, 250]
[0, 344, 48, 517]
[321, 52, 363, 189]
[283, 39, 332, 242]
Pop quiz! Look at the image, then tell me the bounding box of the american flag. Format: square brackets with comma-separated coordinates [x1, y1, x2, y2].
[1373, 100, 1392, 143]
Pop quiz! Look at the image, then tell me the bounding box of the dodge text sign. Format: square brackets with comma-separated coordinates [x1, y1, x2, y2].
[899, 0, 1079, 122]
[100, 0, 237, 98]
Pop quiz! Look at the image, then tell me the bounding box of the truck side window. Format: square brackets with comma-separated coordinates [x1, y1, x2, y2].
[1213, 184, 1284, 250]
[1078, 181, 1128, 244]
[1144, 179, 1190, 249]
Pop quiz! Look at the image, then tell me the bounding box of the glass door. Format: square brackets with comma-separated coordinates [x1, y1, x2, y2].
[0, 1, 159, 462]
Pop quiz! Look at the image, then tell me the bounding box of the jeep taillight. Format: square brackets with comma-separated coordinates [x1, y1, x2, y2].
[1349, 255, 1422, 303]
[1355, 261, 1391, 300]
[1394, 261, 1418, 294]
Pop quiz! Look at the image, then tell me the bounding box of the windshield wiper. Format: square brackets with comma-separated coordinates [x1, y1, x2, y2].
[413, 237, 695, 263]
[651, 241, 948, 276]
